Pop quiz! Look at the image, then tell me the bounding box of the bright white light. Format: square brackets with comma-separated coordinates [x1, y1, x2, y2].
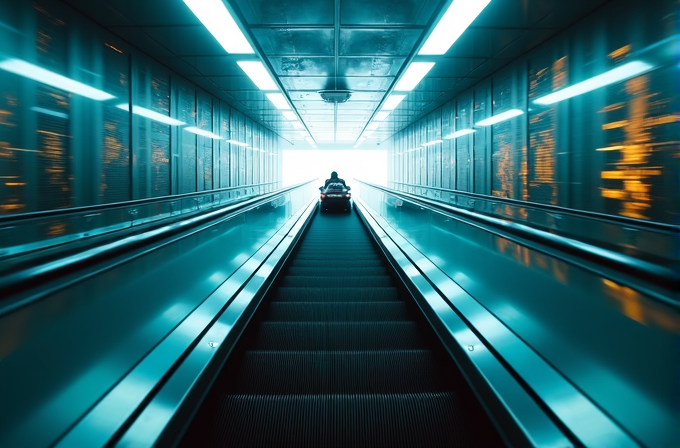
[116, 104, 185, 126]
[382, 94, 406, 110]
[30, 107, 68, 119]
[297, 130, 308, 136]
[266, 93, 291, 110]
[182, 0, 253, 54]
[475, 109, 524, 126]
[184, 127, 222, 139]
[0, 58, 115, 101]
[291, 121, 304, 129]
[236, 61, 278, 90]
[394, 62, 435, 91]
[422, 139, 443, 146]
[367, 122, 380, 131]
[226, 139, 249, 146]
[282, 149, 388, 187]
[534, 61, 653, 105]
[444, 128, 475, 139]
[419, 0, 491, 55]
[375, 111, 391, 121]
[358, 137, 367, 142]
[282, 111, 297, 120]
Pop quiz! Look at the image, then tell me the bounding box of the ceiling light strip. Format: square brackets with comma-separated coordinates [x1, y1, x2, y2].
[533, 61, 653, 105]
[182, 0, 253, 54]
[419, 0, 492, 55]
[394, 62, 436, 91]
[116, 104, 185, 126]
[266, 93, 291, 110]
[475, 109, 524, 126]
[444, 129, 475, 139]
[184, 127, 222, 139]
[236, 61, 278, 91]
[382, 94, 406, 111]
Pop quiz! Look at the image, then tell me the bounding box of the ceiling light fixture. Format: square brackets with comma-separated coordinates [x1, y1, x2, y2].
[291, 121, 303, 129]
[116, 104, 185, 126]
[444, 128, 475, 139]
[185, 127, 222, 139]
[282, 111, 297, 120]
[394, 62, 436, 91]
[421, 139, 443, 146]
[419, 0, 491, 55]
[0, 58, 115, 101]
[236, 61, 278, 90]
[475, 109, 524, 126]
[266, 93, 291, 110]
[318, 90, 352, 103]
[226, 139, 249, 146]
[182, 0, 253, 54]
[382, 94, 406, 110]
[375, 111, 391, 121]
[534, 61, 653, 105]
[367, 122, 380, 131]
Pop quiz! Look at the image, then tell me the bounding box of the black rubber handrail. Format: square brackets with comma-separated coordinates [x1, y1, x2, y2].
[0, 181, 316, 314]
[388, 181, 679, 233]
[357, 180, 679, 304]
[0, 181, 280, 224]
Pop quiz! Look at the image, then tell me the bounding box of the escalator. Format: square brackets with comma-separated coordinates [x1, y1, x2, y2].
[181, 209, 504, 447]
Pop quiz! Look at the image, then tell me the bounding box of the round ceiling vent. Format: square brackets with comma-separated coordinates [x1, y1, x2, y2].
[318, 90, 352, 103]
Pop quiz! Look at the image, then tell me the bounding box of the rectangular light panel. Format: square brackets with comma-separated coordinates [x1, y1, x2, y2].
[444, 128, 475, 139]
[282, 111, 298, 120]
[0, 58, 114, 101]
[374, 111, 391, 121]
[184, 127, 222, 139]
[236, 61, 278, 91]
[475, 109, 524, 126]
[116, 104, 185, 126]
[382, 94, 406, 110]
[394, 62, 435, 91]
[266, 93, 291, 110]
[422, 139, 443, 146]
[419, 0, 491, 55]
[183, 0, 253, 54]
[534, 61, 653, 105]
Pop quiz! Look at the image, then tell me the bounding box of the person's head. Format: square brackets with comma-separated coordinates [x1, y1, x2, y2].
[330, 171, 338, 179]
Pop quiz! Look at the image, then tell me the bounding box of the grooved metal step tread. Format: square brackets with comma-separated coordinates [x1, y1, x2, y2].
[291, 259, 384, 268]
[285, 267, 389, 277]
[275, 287, 401, 302]
[266, 301, 409, 321]
[282, 276, 393, 288]
[226, 350, 449, 394]
[191, 392, 476, 448]
[252, 321, 427, 350]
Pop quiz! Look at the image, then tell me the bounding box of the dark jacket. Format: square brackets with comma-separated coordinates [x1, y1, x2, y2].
[324, 176, 346, 187]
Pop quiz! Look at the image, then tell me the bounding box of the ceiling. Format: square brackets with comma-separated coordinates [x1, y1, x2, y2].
[62, 0, 612, 148]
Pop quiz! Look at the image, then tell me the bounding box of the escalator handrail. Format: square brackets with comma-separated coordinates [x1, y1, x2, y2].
[0, 181, 280, 224]
[387, 180, 679, 233]
[0, 180, 317, 314]
[356, 180, 679, 303]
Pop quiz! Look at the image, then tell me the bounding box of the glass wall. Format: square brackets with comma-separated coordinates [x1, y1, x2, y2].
[0, 0, 282, 217]
[388, 0, 679, 225]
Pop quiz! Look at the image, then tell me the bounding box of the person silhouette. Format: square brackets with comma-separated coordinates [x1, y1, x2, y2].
[324, 171, 346, 188]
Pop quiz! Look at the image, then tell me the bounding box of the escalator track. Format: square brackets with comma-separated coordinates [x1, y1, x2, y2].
[181, 209, 504, 447]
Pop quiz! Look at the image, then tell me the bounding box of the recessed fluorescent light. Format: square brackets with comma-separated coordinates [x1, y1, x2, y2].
[116, 104, 185, 126]
[358, 137, 367, 142]
[375, 111, 391, 121]
[236, 61, 278, 91]
[534, 61, 653, 105]
[30, 107, 69, 120]
[182, 0, 253, 54]
[419, 0, 491, 55]
[475, 109, 524, 126]
[184, 127, 222, 139]
[282, 111, 297, 120]
[226, 139, 249, 146]
[0, 58, 114, 101]
[297, 130, 308, 136]
[367, 122, 380, 130]
[444, 128, 475, 139]
[394, 62, 435, 91]
[266, 93, 291, 110]
[291, 121, 304, 129]
[422, 139, 443, 146]
[382, 94, 406, 110]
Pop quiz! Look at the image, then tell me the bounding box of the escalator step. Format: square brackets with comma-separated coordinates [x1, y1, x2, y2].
[226, 350, 448, 394]
[275, 287, 401, 302]
[295, 250, 378, 258]
[192, 392, 472, 448]
[282, 276, 393, 288]
[252, 322, 427, 350]
[266, 301, 409, 321]
[291, 259, 384, 268]
[285, 267, 388, 277]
